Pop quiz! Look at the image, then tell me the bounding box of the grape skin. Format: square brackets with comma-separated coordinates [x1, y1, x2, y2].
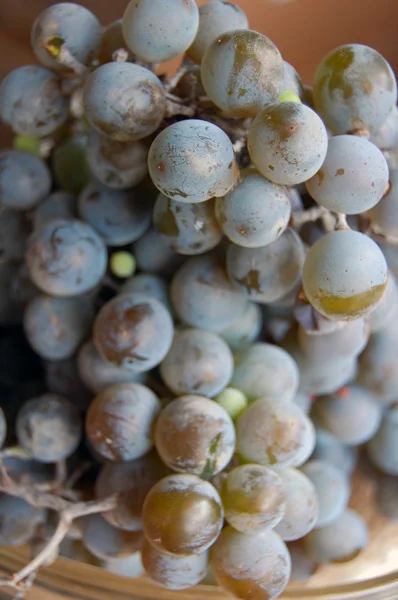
[133, 228, 183, 275]
[82, 514, 143, 560]
[306, 135, 389, 215]
[367, 273, 398, 333]
[0, 495, 47, 547]
[369, 106, 398, 151]
[0, 66, 68, 137]
[220, 302, 263, 351]
[160, 328, 233, 398]
[312, 428, 357, 476]
[83, 63, 166, 142]
[297, 318, 369, 364]
[369, 169, 398, 242]
[367, 405, 398, 475]
[201, 30, 284, 118]
[52, 135, 91, 195]
[33, 191, 77, 230]
[45, 357, 92, 412]
[155, 395, 235, 476]
[148, 120, 239, 203]
[282, 61, 304, 98]
[301, 460, 350, 527]
[248, 102, 328, 185]
[121, 274, 170, 311]
[0, 150, 51, 211]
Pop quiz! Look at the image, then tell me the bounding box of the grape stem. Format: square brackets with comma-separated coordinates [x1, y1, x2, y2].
[164, 64, 189, 93]
[335, 213, 351, 230]
[290, 206, 330, 227]
[54, 46, 87, 76]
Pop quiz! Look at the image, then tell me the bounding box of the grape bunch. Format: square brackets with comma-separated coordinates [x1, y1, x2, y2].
[0, 1, 397, 599]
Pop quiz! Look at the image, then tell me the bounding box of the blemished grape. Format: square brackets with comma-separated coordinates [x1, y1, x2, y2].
[302, 230, 388, 321]
[142, 473, 223, 555]
[312, 428, 357, 476]
[160, 328, 233, 398]
[236, 397, 315, 467]
[86, 129, 148, 190]
[210, 526, 291, 600]
[0, 407, 6, 448]
[31, 3, 102, 76]
[215, 171, 291, 248]
[85, 382, 160, 461]
[122, 0, 199, 63]
[52, 136, 91, 195]
[16, 394, 82, 463]
[95, 451, 169, 531]
[83, 62, 166, 142]
[25, 219, 107, 297]
[247, 102, 328, 185]
[155, 395, 235, 477]
[133, 228, 183, 275]
[367, 273, 398, 333]
[221, 464, 286, 532]
[201, 30, 284, 118]
[301, 460, 350, 528]
[45, 357, 92, 412]
[171, 255, 246, 332]
[230, 342, 299, 402]
[153, 194, 222, 255]
[227, 229, 306, 303]
[187, 1, 248, 64]
[93, 294, 173, 372]
[282, 61, 304, 98]
[32, 191, 77, 230]
[142, 539, 208, 590]
[369, 169, 398, 242]
[0, 495, 46, 546]
[121, 274, 170, 311]
[220, 302, 263, 351]
[314, 385, 383, 446]
[367, 405, 398, 475]
[0, 150, 51, 210]
[24, 293, 93, 360]
[274, 467, 319, 542]
[148, 120, 238, 203]
[82, 514, 143, 560]
[0, 66, 68, 137]
[313, 44, 397, 134]
[78, 181, 151, 246]
[304, 509, 368, 564]
[306, 135, 389, 214]
[0, 209, 29, 262]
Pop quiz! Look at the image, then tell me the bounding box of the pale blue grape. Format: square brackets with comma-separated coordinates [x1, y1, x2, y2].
[248, 102, 328, 185]
[301, 460, 350, 527]
[297, 318, 369, 364]
[0, 150, 51, 210]
[370, 106, 398, 151]
[293, 393, 312, 414]
[133, 228, 183, 275]
[201, 30, 284, 118]
[367, 273, 398, 332]
[215, 170, 291, 247]
[122, 0, 199, 63]
[121, 274, 170, 310]
[282, 61, 304, 97]
[369, 169, 398, 241]
[367, 405, 398, 475]
[306, 135, 389, 214]
[33, 191, 76, 230]
[312, 429, 357, 476]
[82, 514, 143, 560]
[0, 496, 46, 546]
[220, 301, 263, 350]
[148, 120, 238, 203]
[357, 328, 398, 404]
[83, 62, 166, 142]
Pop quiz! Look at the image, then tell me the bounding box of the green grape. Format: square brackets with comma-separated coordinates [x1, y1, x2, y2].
[214, 387, 248, 421]
[52, 136, 91, 195]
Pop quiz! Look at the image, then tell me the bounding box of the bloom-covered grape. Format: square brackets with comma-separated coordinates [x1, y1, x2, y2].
[0, 150, 51, 210]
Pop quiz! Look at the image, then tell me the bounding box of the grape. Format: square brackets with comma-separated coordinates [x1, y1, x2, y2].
[314, 385, 382, 446]
[302, 230, 388, 321]
[142, 538, 208, 590]
[220, 302, 263, 351]
[304, 509, 368, 564]
[210, 526, 291, 600]
[32, 191, 77, 230]
[367, 405, 398, 475]
[83, 63, 166, 142]
[31, 3, 102, 76]
[24, 294, 93, 361]
[160, 329, 233, 397]
[227, 229, 306, 303]
[86, 382, 160, 461]
[282, 61, 304, 98]
[0, 208, 29, 262]
[0, 407, 6, 448]
[215, 171, 291, 247]
[187, 1, 248, 64]
[98, 19, 146, 66]
[288, 541, 317, 582]
[367, 272, 398, 333]
[45, 357, 92, 412]
[297, 318, 369, 364]
[0, 66, 68, 136]
[230, 342, 299, 402]
[171, 255, 246, 332]
[148, 120, 238, 203]
[214, 387, 248, 421]
[369, 106, 398, 151]
[155, 395, 235, 476]
[95, 451, 168, 531]
[248, 102, 328, 186]
[26, 219, 107, 297]
[306, 135, 389, 214]
[52, 136, 91, 195]
[221, 464, 286, 533]
[0, 495, 46, 546]
[142, 473, 223, 555]
[102, 553, 144, 578]
[369, 169, 398, 241]
[201, 30, 284, 118]
[82, 514, 143, 560]
[133, 228, 183, 275]
[301, 460, 350, 527]
[236, 398, 315, 467]
[285, 185, 304, 211]
[16, 394, 82, 463]
[313, 44, 397, 134]
[123, 0, 199, 63]
[78, 182, 151, 246]
[121, 274, 170, 311]
[86, 129, 148, 190]
[312, 428, 357, 476]
[94, 294, 173, 372]
[0, 150, 51, 210]
[153, 194, 222, 255]
[274, 467, 319, 541]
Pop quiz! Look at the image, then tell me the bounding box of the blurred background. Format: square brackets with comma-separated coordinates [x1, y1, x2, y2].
[0, 0, 397, 145]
